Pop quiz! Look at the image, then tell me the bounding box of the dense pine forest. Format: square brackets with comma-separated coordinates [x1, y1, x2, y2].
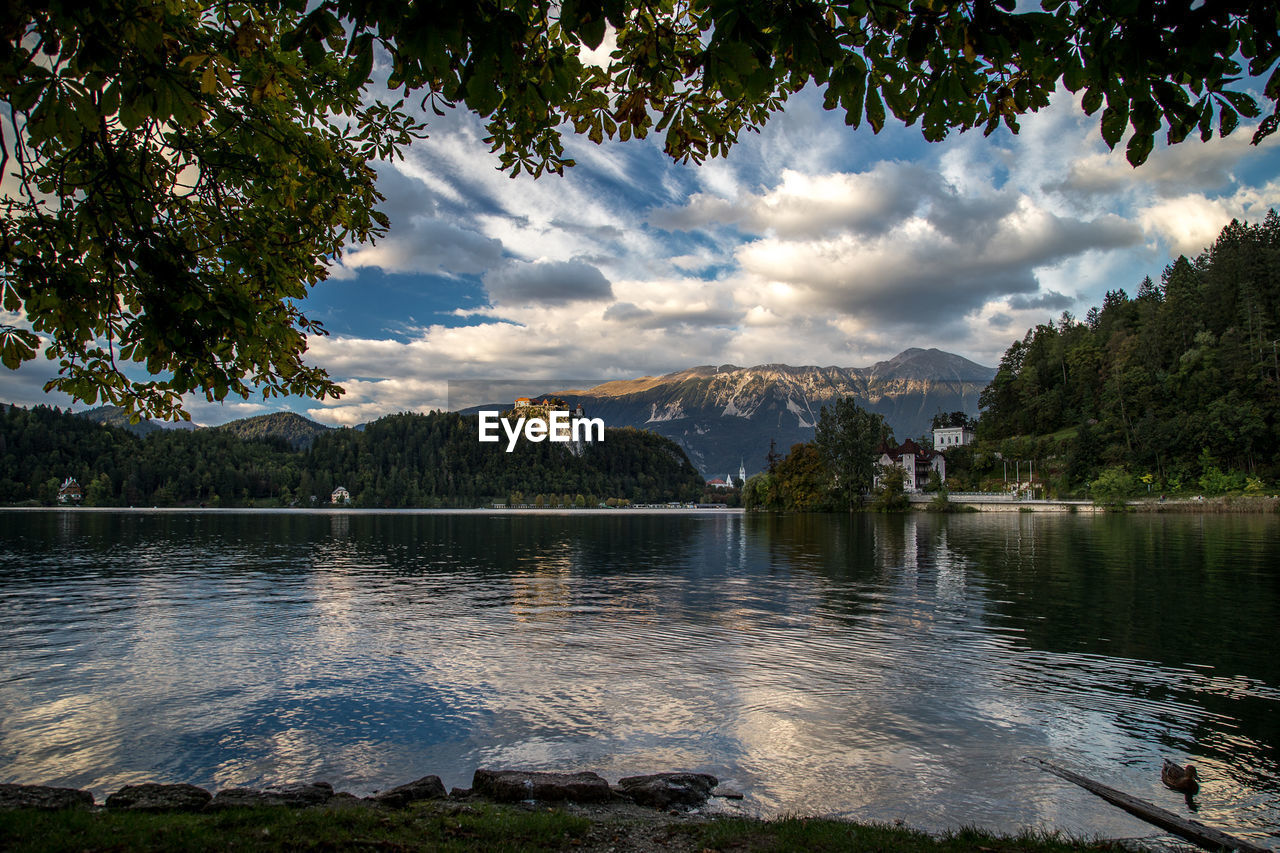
[976, 212, 1280, 494]
[0, 407, 704, 507]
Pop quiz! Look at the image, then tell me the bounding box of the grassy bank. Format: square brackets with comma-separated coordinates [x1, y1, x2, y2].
[0, 800, 1126, 853]
[1133, 495, 1279, 513]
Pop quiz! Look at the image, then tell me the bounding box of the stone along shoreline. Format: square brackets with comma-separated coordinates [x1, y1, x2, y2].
[0, 768, 741, 813]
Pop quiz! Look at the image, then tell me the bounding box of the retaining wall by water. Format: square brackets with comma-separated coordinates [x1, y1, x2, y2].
[907, 494, 1099, 512]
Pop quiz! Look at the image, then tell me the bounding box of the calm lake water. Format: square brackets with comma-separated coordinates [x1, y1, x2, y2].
[1, 509, 1277, 843]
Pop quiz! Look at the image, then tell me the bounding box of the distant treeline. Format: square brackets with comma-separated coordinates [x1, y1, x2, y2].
[977, 212, 1280, 492]
[0, 407, 704, 507]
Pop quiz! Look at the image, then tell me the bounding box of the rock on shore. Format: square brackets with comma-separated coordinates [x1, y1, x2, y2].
[369, 775, 447, 807]
[105, 783, 212, 811]
[208, 781, 338, 810]
[471, 769, 615, 803]
[616, 773, 719, 808]
[0, 783, 94, 810]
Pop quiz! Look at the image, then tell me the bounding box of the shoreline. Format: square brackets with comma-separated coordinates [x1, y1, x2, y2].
[5, 496, 1279, 515]
[0, 505, 746, 514]
[0, 778, 1187, 853]
[0, 800, 1159, 853]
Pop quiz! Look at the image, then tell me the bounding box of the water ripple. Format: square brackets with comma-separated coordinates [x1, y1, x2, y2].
[0, 509, 1276, 843]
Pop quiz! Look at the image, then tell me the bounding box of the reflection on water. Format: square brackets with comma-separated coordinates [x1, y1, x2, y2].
[0, 509, 1277, 843]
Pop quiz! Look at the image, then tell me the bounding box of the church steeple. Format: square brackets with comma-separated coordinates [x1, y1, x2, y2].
[739, 458, 747, 483]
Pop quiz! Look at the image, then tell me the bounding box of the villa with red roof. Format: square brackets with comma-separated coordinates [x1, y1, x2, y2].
[876, 439, 946, 492]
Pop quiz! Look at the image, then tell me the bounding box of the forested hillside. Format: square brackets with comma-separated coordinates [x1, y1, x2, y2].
[303, 413, 702, 506]
[216, 412, 333, 448]
[979, 212, 1280, 488]
[0, 406, 703, 507]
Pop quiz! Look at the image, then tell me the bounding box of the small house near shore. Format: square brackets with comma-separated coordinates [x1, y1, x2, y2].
[57, 477, 83, 504]
[331, 486, 351, 504]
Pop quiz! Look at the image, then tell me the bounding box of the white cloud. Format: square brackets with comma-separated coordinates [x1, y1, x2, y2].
[724, 182, 1139, 328]
[1139, 195, 1236, 257]
[650, 163, 935, 237]
[1138, 180, 1280, 257]
[1057, 128, 1275, 199]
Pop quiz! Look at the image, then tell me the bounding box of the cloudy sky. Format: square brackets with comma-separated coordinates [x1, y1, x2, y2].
[4, 78, 1279, 426]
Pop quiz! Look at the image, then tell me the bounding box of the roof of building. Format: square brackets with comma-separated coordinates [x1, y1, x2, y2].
[879, 438, 938, 461]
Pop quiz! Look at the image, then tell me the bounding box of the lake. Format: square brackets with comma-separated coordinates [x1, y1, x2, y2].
[0, 509, 1276, 843]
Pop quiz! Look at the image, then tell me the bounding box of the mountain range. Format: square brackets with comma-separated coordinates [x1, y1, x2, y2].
[76, 408, 331, 448]
[520, 348, 995, 479]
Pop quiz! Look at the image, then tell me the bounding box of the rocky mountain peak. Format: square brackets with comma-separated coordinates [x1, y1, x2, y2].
[552, 350, 995, 478]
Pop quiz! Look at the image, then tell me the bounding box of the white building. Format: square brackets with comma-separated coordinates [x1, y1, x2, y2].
[932, 425, 975, 450]
[331, 486, 351, 504]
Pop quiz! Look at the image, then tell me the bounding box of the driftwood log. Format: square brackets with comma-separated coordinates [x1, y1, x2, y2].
[1023, 757, 1270, 853]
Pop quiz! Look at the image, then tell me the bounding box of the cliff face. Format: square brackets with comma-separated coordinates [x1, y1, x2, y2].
[559, 349, 995, 479]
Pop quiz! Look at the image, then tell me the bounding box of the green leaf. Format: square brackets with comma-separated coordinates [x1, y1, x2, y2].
[906, 19, 933, 63]
[1219, 104, 1238, 136]
[318, 9, 346, 48]
[843, 71, 867, 127]
[559, 0, 580, 33]
[1125, 131, 1153, 166]
[1198, 100, 1214, 141]
[347, 34, 374, 89]
[1062, 59, 1086, 93]
[1266, 65, 1280, 101]
[464, 54, 502, 116]
[1222, 89, 1260, 118]
[865, 85, 886, 132]
[99, 81, 120, 116]
[579, 14, 606, 50]
[1082, 88, 1103, 115]
[1100, 104, 1128, 149]
[10, 78, 49, 111]
[1253, 112, 1279, 144]
[0, 328, 39, 370]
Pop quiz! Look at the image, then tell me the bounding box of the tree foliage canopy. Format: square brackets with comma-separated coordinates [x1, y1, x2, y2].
[815, 397, 893, 508]
[4, 0, 1278, 417]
